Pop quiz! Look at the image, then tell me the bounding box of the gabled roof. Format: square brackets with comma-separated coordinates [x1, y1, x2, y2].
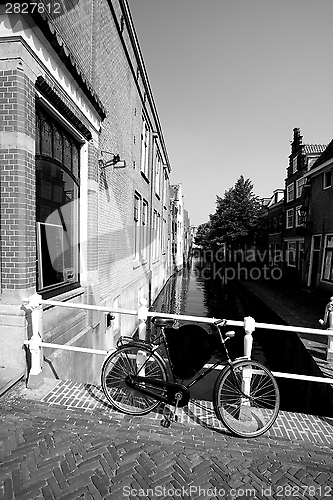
[310, 140, 333, 170]
[303, 144, 327, 155]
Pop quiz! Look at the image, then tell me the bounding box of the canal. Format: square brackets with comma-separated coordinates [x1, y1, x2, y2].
[151, 258, 333, 417]
[150, 258, 269, 404]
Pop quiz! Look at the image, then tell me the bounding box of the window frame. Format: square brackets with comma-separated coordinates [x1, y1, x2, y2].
[295, 205, 305, 227]
[286, 241, 297, 267]
[286, 208, 294, 229]
[296, 177, 305, 198]
[134, 192, 141, 261]
[321, 234, 333, 282]
[140, 114, 150, 179]
[287, 183, 294, 202]
[35, 106, 81, 295]
[323, 170, 332, 190]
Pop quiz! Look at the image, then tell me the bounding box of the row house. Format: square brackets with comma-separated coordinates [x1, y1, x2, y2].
[283, 128, 326, 283]
[302, 140, 333, 291]
[0, 0, 180, 385]
[266, 189, 284, 267]
[170, 184, 192, 271]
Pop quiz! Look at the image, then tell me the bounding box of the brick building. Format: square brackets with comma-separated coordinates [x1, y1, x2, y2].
[0, 1, 174, 384]
[265, 189, 284, 268]
[302, 140, 333, 291]
[283, 128, 326, 283]
[170, 184, 192, 271]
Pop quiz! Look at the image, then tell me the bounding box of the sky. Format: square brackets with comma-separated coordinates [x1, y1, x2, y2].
[127, 0, 333, 227]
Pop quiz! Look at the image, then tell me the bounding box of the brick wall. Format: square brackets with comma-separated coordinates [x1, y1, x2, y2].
[0, 65, 36, 292]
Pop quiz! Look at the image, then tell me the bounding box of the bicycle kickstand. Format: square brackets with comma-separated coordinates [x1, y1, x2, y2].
[160, 393, 181, 428]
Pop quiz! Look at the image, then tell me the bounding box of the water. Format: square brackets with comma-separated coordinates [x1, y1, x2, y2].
[152, 259, 333, 416]
[150, 259, 268, 401]
[152, 258, 267, 364]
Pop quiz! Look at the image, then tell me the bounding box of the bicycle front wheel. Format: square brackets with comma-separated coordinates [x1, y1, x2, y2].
[213, 360, 280, 438]
[101, 344, 168, 416]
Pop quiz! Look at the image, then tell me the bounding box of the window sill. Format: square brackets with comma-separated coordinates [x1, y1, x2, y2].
[40, 282, 84, 306]
[133, 259, 141, 269]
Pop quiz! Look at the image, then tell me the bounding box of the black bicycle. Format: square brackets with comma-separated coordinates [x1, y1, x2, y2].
[101, 317, 280, 438]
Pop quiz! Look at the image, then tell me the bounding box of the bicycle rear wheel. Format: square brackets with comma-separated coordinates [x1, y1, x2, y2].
[213, 360, 280, 438]
[101, 344, 168, 415]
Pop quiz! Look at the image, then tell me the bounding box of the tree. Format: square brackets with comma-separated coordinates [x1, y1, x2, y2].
[194, 221, 212, 248]
[196, 176, 262, 249]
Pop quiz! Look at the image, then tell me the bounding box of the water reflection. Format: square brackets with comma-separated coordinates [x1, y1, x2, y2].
[152, 258, 267, 365]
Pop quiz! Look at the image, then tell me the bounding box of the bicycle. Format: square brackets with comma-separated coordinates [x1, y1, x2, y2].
[101, 317, 280, 438]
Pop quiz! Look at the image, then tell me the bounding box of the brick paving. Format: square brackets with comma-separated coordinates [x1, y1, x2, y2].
[1, 379, 333, 499]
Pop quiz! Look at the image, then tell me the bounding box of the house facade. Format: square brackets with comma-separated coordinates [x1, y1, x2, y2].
[266, 189, 284, 268]
[302, 140, 333, 291]
[0, 1, 178, 384]
[283, 128, 326, 283]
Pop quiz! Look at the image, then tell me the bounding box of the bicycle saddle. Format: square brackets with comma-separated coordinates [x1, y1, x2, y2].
[152, 317, 174, 327]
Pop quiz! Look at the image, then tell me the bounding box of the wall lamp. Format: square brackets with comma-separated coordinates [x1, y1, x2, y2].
[98, 150, 126, 169]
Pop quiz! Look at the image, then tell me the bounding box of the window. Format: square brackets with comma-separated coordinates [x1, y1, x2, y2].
[134, 193, 141, 260]
[287, 241, 296, 267]
[323, 170, 332, 189]
[163, 170, 168, 208]
[140, 115, 149, 178]
[152, 210, 161, 260]
[292, 156, 298, 174]
[154, 147, 161, 197]
[162, 218, 167, 255]
[287, 183, 294, 202]
[322, 235, 333, 282]
[286, 208, 294, 229]
[295, 206, 305, 227]
[36, 107, 80, 293]
[141, 199, 148, 260]
[296, 177, 305, 198]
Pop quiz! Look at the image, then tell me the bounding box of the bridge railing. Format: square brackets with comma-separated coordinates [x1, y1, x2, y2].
[22, 293, 333, 389]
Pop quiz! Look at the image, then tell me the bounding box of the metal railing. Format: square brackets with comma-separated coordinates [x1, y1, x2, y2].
[22, 293, 333, 389]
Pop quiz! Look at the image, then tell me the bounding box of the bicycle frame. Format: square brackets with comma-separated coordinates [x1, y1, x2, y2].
[121, 319, 246, 405]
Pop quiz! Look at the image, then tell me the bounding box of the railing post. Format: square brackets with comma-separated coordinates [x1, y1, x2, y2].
[24, 293, 44, 389]
[138, 298, 149, 341]
[243, 316, 255, 359]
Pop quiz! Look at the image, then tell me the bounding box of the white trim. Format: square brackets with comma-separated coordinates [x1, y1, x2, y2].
[0, 14, 101, 132]
[306, 158, 333, 178]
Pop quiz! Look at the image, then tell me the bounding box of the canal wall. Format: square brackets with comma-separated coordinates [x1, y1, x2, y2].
[233, 280, 333, 417]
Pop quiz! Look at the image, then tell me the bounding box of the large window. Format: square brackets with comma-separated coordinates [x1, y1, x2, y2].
[287, 183, 294, 202]
[322, 235, 333, 282]
[140, 115, 149, 178]
[296, 177, 305, 198]
[141, 199, 148, 261]
[286, 208, 294, 229]
[154, 146, 161, 198]
[134, 192, 141, 260]
[286, 242, 296, 267]
[295, 206, 305, 227]
[36, 107, 80, 293]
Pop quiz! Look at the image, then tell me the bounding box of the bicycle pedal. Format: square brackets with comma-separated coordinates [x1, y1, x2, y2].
[160, 417, 171, 428]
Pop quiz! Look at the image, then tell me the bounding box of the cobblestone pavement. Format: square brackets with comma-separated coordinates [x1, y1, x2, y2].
[1, 380, 333, 499]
